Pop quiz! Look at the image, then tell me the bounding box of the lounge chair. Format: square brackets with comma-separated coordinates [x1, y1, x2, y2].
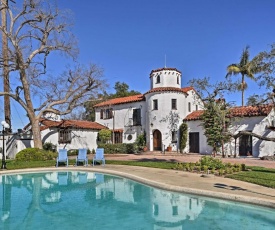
[75, 148, 88, 166]
[56, 149, 68, 167]
[93, 148, 105, 166]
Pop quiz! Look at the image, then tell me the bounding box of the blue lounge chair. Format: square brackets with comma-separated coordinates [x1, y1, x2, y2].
[56, 149, 68, 167]
[75, 148, 88, 166]
[93, 148, 105, 166]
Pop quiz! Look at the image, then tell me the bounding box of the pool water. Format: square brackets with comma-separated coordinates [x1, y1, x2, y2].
[0, 171, 274, 230]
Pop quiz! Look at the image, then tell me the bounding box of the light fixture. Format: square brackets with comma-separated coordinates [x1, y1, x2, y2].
[1, 121, 10, 170]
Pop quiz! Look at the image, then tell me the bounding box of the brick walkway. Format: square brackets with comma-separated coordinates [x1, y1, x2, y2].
[103, 152, 275, 169]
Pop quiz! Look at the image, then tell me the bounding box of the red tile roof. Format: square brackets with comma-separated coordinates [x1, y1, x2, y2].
[40, 119, 107, 130]
[145, 86, 194, 95]
[94, 94, 145, 107]
[93, 87, 195, 108]
[184, 105, 273, 121]
[150, 67, 181, 75]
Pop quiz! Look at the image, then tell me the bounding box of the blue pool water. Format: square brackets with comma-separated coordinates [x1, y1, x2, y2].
[0, 171, 274, 230]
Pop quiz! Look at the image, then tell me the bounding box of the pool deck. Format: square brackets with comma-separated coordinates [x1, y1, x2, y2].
[1, 153, 275, 208]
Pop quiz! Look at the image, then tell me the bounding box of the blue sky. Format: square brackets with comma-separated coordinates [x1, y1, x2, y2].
[2, 0, 275, 129]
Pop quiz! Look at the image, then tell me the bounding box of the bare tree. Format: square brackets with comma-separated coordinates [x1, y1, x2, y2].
[0, 0, 106, 148]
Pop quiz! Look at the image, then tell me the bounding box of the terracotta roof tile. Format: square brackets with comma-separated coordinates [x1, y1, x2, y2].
[144, 86, 194, 95]
[150, 67, 181, 75]
[184, 110, 204, 121]
[40, 119, 107, 130]
[184, 105, 273, 121]
[94, 94, 145, 107]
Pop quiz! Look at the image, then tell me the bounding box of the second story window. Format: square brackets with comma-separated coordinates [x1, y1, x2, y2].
[133, 108, 141, 126]
[188, 102, 191, 112]
[153, 99, 158, 110]
[100, 108, 113, 119]
[171, 99, 177, 110]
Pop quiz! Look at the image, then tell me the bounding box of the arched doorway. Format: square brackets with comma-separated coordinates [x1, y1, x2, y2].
[153, 130, 162, 151]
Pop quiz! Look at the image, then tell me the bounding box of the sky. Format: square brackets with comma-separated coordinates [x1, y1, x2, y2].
[2, 0, 275, 130]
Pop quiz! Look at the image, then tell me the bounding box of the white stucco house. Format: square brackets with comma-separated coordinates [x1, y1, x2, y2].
[93, 67, 275, 157]
[93, 67, 203, 152]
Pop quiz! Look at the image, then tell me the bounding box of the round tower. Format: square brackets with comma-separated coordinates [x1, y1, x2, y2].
[149, 67, 181, 89]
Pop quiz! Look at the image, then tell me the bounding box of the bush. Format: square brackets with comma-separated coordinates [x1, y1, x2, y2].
[43, 142, 57, 152]
[97, 143, 138, 154]
[16, 148, 57, 161]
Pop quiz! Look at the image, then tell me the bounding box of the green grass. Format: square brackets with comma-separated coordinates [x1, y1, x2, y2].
[226, 166, 275, 188]
[106, 160, 176, 169]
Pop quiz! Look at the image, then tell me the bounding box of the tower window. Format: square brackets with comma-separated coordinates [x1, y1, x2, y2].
[172, 99, 177, 110]
[156, 75, 160, 84]
[188, 102, 191, 112]
[153, 99, 158, 110]
[177, 76, 179, 84]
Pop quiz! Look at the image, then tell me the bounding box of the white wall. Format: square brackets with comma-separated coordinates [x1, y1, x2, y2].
[95, 101, 146, 143]
[187, 110, 275, 157]
[187, 120, 212, 155]
[150, 69, 181, 89]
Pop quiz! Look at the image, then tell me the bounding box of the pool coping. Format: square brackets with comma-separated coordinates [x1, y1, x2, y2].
[1, 166, 275, 209]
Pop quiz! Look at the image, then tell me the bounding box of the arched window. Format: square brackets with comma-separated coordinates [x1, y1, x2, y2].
[156, 75, 160, 83]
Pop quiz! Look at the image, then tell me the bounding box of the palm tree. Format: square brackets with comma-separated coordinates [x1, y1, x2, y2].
[226, 46, 261, 106]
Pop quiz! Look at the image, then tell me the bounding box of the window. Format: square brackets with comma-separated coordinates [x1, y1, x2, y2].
[171, 99, 177, 110]
[177, 76, 179, 84]
[112, 132, 123, 144]
[100, 108, 113, 119]
[196, 105, 198, 111]
[59, 129, 72, 144]
[188, 102, 191, 112]
[153, 99, 158, 110]
[156, 75, 160, 83]
[133, 108, 141, 126]
[172, 131, 177, 143]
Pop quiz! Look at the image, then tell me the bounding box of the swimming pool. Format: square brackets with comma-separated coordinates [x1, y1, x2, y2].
[0, 171, 274, 229]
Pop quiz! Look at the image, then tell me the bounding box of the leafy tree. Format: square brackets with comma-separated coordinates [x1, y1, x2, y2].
[201, 99, 231, 157]
[0, 1, 106, 148]
[226, 46, 263, 106]
[179, 122, 188, 153]
[98, 129, 112, 144]
[109, 81, 141, 98]
[189, 77, 236, 157]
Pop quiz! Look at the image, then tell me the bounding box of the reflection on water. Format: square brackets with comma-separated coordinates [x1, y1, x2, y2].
[0, 172, 274, 230]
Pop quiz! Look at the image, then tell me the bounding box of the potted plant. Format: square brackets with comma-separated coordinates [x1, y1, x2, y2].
[167, 144, 172, 152]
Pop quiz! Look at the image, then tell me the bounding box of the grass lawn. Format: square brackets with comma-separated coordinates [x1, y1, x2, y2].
[226, 166, 275, 189]
[3, 159, 275, 189]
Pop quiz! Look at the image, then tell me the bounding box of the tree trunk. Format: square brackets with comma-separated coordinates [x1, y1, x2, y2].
[241, 74, 245, 106]
[31, 119, 43, 149]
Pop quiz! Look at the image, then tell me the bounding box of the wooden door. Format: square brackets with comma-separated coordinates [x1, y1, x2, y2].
[153, 130, 162, 151]
[189, 132, 200, 153]
[239, 134, 252, 156]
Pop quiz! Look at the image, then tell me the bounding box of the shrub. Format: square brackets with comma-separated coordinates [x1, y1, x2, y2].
[43, 142, 57, 152]
[16, 148, 57, 161]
